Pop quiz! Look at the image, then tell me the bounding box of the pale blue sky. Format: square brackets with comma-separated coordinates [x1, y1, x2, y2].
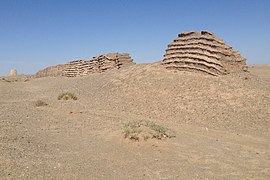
[0, 0, 270, 75]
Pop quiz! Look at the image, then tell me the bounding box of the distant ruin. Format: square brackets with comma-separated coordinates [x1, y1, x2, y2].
[35, 31, 247, 78]
[7, 69, 17, 76]
[162, 31, 247, 75]
[35, 53, 134, 78]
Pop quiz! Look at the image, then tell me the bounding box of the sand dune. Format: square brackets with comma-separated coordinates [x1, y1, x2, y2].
[0, 63, 270, 179]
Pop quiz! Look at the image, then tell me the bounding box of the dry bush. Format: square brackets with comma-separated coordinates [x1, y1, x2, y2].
[35, 100, 48, 107]
[122, 120, 175, 141]
[57, 92, 77, 100]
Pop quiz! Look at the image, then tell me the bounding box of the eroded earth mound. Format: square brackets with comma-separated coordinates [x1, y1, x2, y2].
[163, 31, 247, 75]
[35, 53, 134, 78]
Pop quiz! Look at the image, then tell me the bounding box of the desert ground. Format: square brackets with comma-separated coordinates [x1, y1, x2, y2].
[0, 64, 270, 179]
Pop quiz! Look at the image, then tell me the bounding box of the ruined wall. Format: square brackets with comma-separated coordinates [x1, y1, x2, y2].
[35, 64, 67, 78]
[35, 53, 135, 78]
[62, 56, 119, 77]
[163, 31, 246, 76]
[105, 53, 134, 67]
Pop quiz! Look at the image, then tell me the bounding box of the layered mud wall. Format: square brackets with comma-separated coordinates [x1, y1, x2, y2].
[163, 31, 246, 75]
[35, 53, 135, 78]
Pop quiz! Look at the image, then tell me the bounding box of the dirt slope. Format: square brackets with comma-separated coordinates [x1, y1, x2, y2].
[0, 64, 270, 179]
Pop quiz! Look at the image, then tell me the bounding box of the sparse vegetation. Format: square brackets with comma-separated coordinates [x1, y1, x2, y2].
[35, 100, 48, 107]
[122, 120, 175, 141]
[57, 92, 77, 100]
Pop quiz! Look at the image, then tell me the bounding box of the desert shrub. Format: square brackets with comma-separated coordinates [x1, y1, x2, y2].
[57, 92, 77, 100]
[122, 120, 175, 141]
[35, 100, 48, 107]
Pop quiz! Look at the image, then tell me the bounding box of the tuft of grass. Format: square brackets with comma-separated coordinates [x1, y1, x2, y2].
[57, 92, 77, 100]
[35, 100, 48, 107]
[122, 120, 175, 141]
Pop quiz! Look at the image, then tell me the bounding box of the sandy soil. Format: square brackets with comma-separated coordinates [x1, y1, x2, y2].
[0, 64, 270, 179]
